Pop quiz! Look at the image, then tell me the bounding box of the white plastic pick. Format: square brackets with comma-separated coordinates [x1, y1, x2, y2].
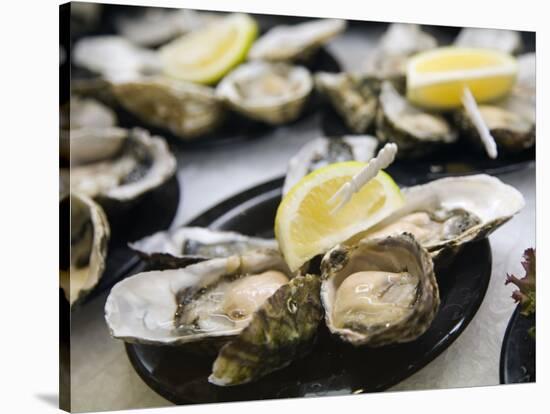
[461, 87, 498, 159]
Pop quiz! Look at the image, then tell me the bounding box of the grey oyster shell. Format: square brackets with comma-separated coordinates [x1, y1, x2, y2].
[112, 76, 224, 140]
[216, 61, 313, 125]
[321, 233, 439, 346]
[376, 81, 457, 158]
[315, 72, 380, 134]
[60, 193, 110, 306]
[209, 274, 322, 386]
[248, 19, 346, 62]
[283, 135, 378, 194]
[129, 227, 278, 269]
[105, 250, 292, 347]
[454, 27, 523, 55]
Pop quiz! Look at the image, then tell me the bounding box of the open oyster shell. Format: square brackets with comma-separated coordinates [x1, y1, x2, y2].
[248, 18, 346, 62]
[60, 193, 110, 306]
[283, 135, 378, 194]
[105, 250, 292, 347]
[129, 227, 278, 269]
[376, 81, 457, 158]
[69, 128, 176, 204]
[315, 72, 379, 134]
[112, 76, 224, 139]
[356, 174, 525, 262]
[321, 234, 439, 346]
[454, 27, 523, 55]
[209, 273, 322, 386]
[216, 61, 313, 124]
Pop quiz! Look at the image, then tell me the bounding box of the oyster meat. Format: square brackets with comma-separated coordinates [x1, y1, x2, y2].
[248, 18, 346, 62]
[216, 61, 313, 124]
[112, 76, 224, 139]
[321, 233, 439, 346]
[130, 227, 278, 269]
[454, 27, 522, 54]
[315, 72, 379, 134]
[69, 128, 176, 204]
[283, 135, 378, 194]
[60, 193, 110, 306]
[376, 81, 457, 158]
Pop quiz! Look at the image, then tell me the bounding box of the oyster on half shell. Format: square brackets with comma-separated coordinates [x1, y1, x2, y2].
[216, 61, 313, 124]
[454, 27, 523, 55]
[321, 233, 439, 346]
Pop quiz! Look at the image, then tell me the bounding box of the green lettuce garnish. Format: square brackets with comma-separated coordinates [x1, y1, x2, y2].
[505, 248, 536, 337]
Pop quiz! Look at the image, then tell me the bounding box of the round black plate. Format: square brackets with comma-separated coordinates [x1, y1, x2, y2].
[125, 177, 492, 405]
[500, 306, 536, 384]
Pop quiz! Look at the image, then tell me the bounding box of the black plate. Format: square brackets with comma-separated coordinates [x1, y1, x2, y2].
[499, 306, 536, 384]
[125, 177, 492, 405]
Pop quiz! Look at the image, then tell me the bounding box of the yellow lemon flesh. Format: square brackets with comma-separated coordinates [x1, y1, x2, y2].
[160, 13, 258, 85]
[407, 47, 518, 110]
[275, 162, 404, 271]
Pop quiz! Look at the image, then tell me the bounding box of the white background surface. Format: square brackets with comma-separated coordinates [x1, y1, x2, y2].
[0, 0, 547, 413]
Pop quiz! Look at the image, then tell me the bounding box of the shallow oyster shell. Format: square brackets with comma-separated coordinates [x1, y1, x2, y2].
[105, 250, 291, 346]
[315, 72, 379, 134]
[283, 135, 378, 194]
[60, 193, 110, 306]
[217, 61, 313, 124]
[248, 18, 346, 62]
[454, 27, 522, 54]
[112, 76, 224, 139]
[209, 274, 322, 386]
[376, 81, 457, 158]
[321, 233, 439, 346]
[129, 227, 278, 269]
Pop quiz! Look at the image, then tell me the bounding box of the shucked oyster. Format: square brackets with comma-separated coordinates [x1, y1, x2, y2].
[112, 76, 224, 139]
[60, 193, 110, 306]
[130, 227, 278, 269]
[69, 128, 176, 204]
[249, 18, 346, 62]
[376, 81, 457, 158]
[283, 135, 378, 194]
[217, 61, 313, 124]
[321, 234, 439, 346]
[454, 27, 523, 55]
[315, 72, 379, 134]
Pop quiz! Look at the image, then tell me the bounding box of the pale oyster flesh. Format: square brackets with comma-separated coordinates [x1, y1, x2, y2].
[454, 27, 522, 54]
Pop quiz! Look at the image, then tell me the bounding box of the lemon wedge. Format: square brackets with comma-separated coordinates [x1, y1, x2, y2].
[275, 162, 404, 271]
[407, 47, 518, 109]
[160, 13, 258, 85]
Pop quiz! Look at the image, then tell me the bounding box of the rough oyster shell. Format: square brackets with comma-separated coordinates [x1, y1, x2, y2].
[105, 250, 291, 346]
[283, 135, 378, 194]
[248, 18, 346, 62]
[129, 227, 278, 269]
[454, 27, 522, 55]
[209, 274, 322, 386]
[69, 128, 176, 203]
[376, 81, 457, 158]
[60, 193, 110, 306]
[112, 76, 224, 139]
[217, 61, 313, 124]
[321, 234, 439, 346]
[315, 72, 379, 134]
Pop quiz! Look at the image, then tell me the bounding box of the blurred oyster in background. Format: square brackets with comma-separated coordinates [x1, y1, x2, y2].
[116, 8, 222, 47]
[249, 18, 346, 62]
[454, 27, 523, 54]
[217, 61, 313, 124]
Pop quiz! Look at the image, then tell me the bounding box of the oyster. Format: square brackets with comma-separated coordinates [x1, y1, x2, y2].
[210, 274, 322, 386]
[69, 128, 176, 204]
[315, 72, 379, 134]
[376, 81, 457, 158]
[283, 135, 378, 194]
[112, 76, 224, 139]
[73, 36, 161, 82]
[454, 27, 522, 54]
[60, 193, 110, 306]
[356, 174, 525, 260]
[321, 234, 439, 346]
[454, 53, 535, 154]
[130, 227, 278, 269]
[248, 18, 346, 62]
[216, 62, 313, 124]
[105, 250, 292, 346]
